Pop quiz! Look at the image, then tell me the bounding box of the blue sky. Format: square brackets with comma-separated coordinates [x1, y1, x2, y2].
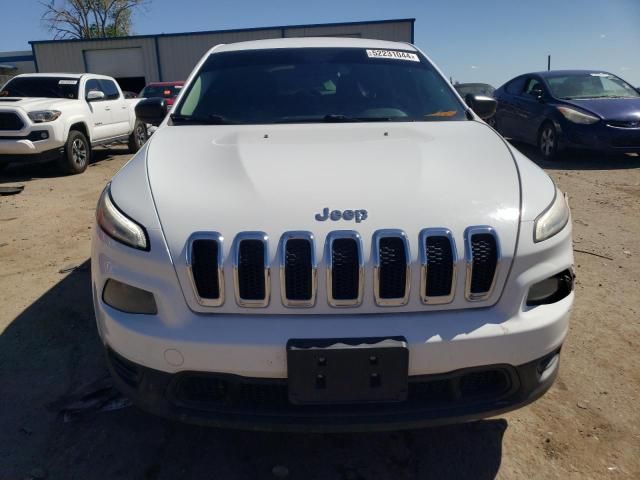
[3, 0, 640, 87]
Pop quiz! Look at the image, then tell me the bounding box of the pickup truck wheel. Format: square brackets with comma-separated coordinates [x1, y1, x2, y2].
[60, 130, 90, 174]
[128, 120, 148, 153]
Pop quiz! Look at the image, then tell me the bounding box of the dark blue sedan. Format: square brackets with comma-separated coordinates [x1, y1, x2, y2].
[494, 70, 640, 160]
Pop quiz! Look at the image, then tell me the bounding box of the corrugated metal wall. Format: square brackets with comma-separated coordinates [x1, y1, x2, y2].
[158, 28, 282, 81]
[34, 37, 159, 78]
[284, 21, 412, 42]
[32, 20, 413, 83]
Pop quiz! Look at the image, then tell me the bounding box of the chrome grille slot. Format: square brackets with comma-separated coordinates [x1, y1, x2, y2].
[186, 232, 224, 307]
[326, 231, 364, 307]
[373, 230, 410, 306]
[280, 231, 317, 307]
[420, 228, 456, 304]
[233, 232, 270, 307]
[465, 227, 500, 301]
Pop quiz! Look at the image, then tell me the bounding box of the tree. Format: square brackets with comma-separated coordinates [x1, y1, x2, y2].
[41, 0, 149, 40]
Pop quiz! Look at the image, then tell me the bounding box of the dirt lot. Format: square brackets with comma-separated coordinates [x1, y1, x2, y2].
[1, 146, 639, 480]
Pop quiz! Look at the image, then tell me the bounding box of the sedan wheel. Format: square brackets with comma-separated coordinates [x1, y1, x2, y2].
[539, 123, 558, 161]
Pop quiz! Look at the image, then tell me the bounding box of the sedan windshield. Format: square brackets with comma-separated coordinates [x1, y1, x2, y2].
[0, 76, 79, 99]
[175, 48, 466, 124]
[547, 73, 640, 100]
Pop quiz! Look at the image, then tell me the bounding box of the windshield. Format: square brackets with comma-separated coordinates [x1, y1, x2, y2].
[547, 73, 640, 100]
[174, 47, 466, 124]
[140, 84, 182, 99]
[0, 76, 79, 99]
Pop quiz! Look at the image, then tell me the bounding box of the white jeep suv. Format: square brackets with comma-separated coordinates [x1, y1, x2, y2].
[92, 38, 574, 431]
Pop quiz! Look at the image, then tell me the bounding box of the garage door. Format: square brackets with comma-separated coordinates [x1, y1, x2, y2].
[84, 48, 145, 78]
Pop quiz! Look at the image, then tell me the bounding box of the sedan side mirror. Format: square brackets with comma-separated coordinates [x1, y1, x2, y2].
[464, 93, 497, 120]
[86, 90, 105, 102]
[135, 97, 168, 126]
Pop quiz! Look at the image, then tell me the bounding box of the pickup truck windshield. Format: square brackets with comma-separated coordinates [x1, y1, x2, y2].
[0, 76, 80, 99]
[175, 48, 466, 124]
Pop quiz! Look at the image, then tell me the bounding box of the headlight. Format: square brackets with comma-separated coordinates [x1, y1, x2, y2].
[27, 110, 61, 123]
[96, 184, 149, 250]
[534, 187, 570, 242]
[556, 106, 598, 124]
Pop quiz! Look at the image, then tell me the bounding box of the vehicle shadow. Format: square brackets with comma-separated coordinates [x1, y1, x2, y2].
[510, 140, 640, 171]
[0, 147, 126, 184]
[0, 262, 507, 480]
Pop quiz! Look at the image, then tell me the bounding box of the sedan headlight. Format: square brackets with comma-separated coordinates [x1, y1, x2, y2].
[556, 106, 599, 124]
[96, 184, 149, 250]
[27, 110, 61, 123]
[534, 187, 570, 242]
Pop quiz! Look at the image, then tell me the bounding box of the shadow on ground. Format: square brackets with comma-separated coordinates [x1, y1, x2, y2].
[0, 147, 124, 184]
[0, 263, 507, 480]
[511, 141, 640, 171]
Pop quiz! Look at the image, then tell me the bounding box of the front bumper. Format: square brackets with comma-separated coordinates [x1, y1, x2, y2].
[557, 119, 640, 153]
[106, 346, 561, 432]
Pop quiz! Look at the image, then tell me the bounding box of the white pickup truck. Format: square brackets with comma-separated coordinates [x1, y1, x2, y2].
[0, 73, 147, 174]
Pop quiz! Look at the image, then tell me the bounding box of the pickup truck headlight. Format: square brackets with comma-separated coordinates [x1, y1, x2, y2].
[27, 110, 61, 123]
[96, 184, 149, 251]
[556, 106, 598, 124]
[534, 187, 570, 242]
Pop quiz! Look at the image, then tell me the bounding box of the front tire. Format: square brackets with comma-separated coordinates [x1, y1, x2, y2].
[128, 120, 148, 153]
[538, 122, 559, 161]
[60, 130, 90, 174]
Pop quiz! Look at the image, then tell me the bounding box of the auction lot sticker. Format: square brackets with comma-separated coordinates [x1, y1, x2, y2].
[366, 49, 420, 62]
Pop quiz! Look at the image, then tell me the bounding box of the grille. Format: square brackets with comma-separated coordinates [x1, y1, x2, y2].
[607, 120, 640, 129]
[188, 228, 501, 309]
[237, 239, 267, 302]
[284, 238, 313, 302]
[170, 367, 513, 412]
[190, 239, 220, 300]
[425, 236, 454, 297]
[330, 236, 361, 304]
[469, 232, 498, 297]
[0, 112, 23, 131]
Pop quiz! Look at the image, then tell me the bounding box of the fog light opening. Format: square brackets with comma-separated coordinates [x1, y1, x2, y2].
[526, 269, 574, 306]
[102, 278, 157, 314]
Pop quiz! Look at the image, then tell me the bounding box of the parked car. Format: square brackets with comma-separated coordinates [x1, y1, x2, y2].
[138, 81, 184, 107]
[93, 38, 574, 431]
[454, 83, 496, 126]
[0, 73, 147, 173]
[494, 70, 640, 160]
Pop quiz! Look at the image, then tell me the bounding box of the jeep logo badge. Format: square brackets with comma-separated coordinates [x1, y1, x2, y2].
[315, 208, 368, 223]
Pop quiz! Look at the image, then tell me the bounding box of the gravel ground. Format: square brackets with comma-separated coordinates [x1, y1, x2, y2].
[1, 145, 639, 480]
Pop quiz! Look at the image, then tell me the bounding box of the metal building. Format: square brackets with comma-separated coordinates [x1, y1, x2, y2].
[29, 18, 415, 93]
[0, 51, 36, 85]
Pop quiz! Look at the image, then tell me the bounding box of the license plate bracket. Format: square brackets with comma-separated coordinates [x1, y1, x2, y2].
[287, 337, 409, 405]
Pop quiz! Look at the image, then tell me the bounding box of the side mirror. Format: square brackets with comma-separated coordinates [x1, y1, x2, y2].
[464, 93, 497, 120]
[135, 97, 168, 126]
[86, 90, 105, 102]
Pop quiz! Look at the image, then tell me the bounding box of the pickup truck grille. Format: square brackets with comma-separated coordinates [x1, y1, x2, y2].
[0, 112, 23, 131]
[186, 227, 501, 309]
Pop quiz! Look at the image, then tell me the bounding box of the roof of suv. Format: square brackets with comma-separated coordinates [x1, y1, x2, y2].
[211, 37, 417, 54]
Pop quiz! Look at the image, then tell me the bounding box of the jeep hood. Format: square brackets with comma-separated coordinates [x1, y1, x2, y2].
[145, 121, 522, 313]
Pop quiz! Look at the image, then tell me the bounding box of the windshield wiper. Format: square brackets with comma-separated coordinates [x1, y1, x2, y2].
[170, 114, 236, 125]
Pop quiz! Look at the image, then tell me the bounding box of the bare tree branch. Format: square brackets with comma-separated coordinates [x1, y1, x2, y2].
[40, 0, 149, 39]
